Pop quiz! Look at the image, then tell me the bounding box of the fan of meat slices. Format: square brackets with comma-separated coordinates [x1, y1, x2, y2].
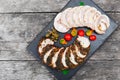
[38, 36, 90, 70]
[54, 5, 110, 34]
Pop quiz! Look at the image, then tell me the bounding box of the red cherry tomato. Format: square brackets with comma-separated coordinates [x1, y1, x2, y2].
[78, 30, 84, 36]
[89, 35, 96, 41]
[64, 33, 72, 41]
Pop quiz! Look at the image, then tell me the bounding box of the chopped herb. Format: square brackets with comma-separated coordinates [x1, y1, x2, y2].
[62, 70, 69, 75]
[79, 2, 84, 6]
[45, 28, 59, 41]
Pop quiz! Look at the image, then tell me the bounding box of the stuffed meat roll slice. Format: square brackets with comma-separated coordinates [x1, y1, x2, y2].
[61, 8, 72, 29]
[54, 13, 70, 33]
[79, 6, 91, 26]
[95, 15, 110, 34]
[83, 7, 98, 29]
[72, 7, 81, 27]
[66, 8, 77, 28]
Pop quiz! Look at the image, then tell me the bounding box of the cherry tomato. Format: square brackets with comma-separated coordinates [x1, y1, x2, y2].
[89, 35, 96, 41]
[64, 33, 72, 41]
[78, 30, 84, 36]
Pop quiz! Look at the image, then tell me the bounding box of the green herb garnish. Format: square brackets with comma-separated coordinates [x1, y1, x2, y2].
[62, 70, 69, 75]
[79, 2, 84, 6]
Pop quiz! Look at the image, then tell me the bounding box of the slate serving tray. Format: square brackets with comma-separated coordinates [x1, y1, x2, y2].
[27, 0, 118, 80]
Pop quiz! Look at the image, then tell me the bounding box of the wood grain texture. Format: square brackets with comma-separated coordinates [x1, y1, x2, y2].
[0, 61, 54, 80]
[72, 60, 120, 80]
[0, 0, 119, 80]
[0, 60, 119, 80]
[0, 0, 119, 12]
[0, 0, 68, 12]
[0, 13, 119, 43]
[0, 13, 56, 42]
[0, 13, 119, 61]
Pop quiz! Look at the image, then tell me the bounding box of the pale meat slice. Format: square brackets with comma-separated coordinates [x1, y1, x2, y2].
[54, 13, 70, 33]
[46, 47, 60, 67]
[78, 6, 84, 27]
[70, 44, 84, 65]
[84, 7, 101, 30]
[94, 10, 101, 21]
[55, 48, 69, 70]
[74, 45, 86, 58]
[38, 38, 54, 54]
[73, 6, 83, 27]
[99, 15, 110, 28]
[95, 15, 110, 34]
[61, 8, 72, 29]
[72, 7, 80, 27]
[43, 47, 55, 63]
[66, 8, 77, 28]
[83, 7, 92, 27]
[77, 36, 90, 48]
[88, 7, 99, 30]
[61, 47, 69, 68]
[79, 6, 91, 26]
[69, 50, 78, 65]
[65, 46, 78, 69]
[83, 7, 98, 29]
[51, 48, 63, 68]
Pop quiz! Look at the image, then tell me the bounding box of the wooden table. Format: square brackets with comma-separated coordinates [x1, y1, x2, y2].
[0, 0, 120, 80]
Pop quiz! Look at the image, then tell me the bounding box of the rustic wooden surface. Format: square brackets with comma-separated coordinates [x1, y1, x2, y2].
[0, 0, 120, 80]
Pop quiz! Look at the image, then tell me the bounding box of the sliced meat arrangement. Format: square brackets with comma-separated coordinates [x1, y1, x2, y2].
[54, 5, 110, 34]
[38, 36, 90, 70]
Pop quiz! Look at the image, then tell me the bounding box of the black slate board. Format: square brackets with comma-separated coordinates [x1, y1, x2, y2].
[27, 0, 118, 80]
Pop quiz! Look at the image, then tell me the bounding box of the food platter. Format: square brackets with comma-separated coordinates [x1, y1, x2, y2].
[27, 0, 118, 80]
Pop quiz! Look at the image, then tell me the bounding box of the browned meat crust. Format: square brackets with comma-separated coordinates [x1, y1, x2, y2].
[76, 40, 90, 55]
[66, 46, 78, 69]
[47, 47, 60, 68]
[56, 48, 68, 70]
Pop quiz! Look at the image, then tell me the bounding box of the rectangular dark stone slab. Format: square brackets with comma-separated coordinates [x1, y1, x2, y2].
[27, 0, 118, 80]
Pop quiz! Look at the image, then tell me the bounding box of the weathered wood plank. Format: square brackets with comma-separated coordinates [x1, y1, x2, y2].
[0, 42, 27, 51]
[0, 61, 54, 80]
[0, 13, 119, 60]
[72, 60, 120, 80]
[0, 60, 119, 80]
[0, 0, 119, 12]
[0, 40, 120, 60]
[0, 13, 56, 42]
[93, 0, 120, 12]
[0, 0, 119, 80]
[0, 13, 119, 42]
[0, 0, 69, 12]
[0, 50, 35, 60]
[91, 41, 120, 60]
